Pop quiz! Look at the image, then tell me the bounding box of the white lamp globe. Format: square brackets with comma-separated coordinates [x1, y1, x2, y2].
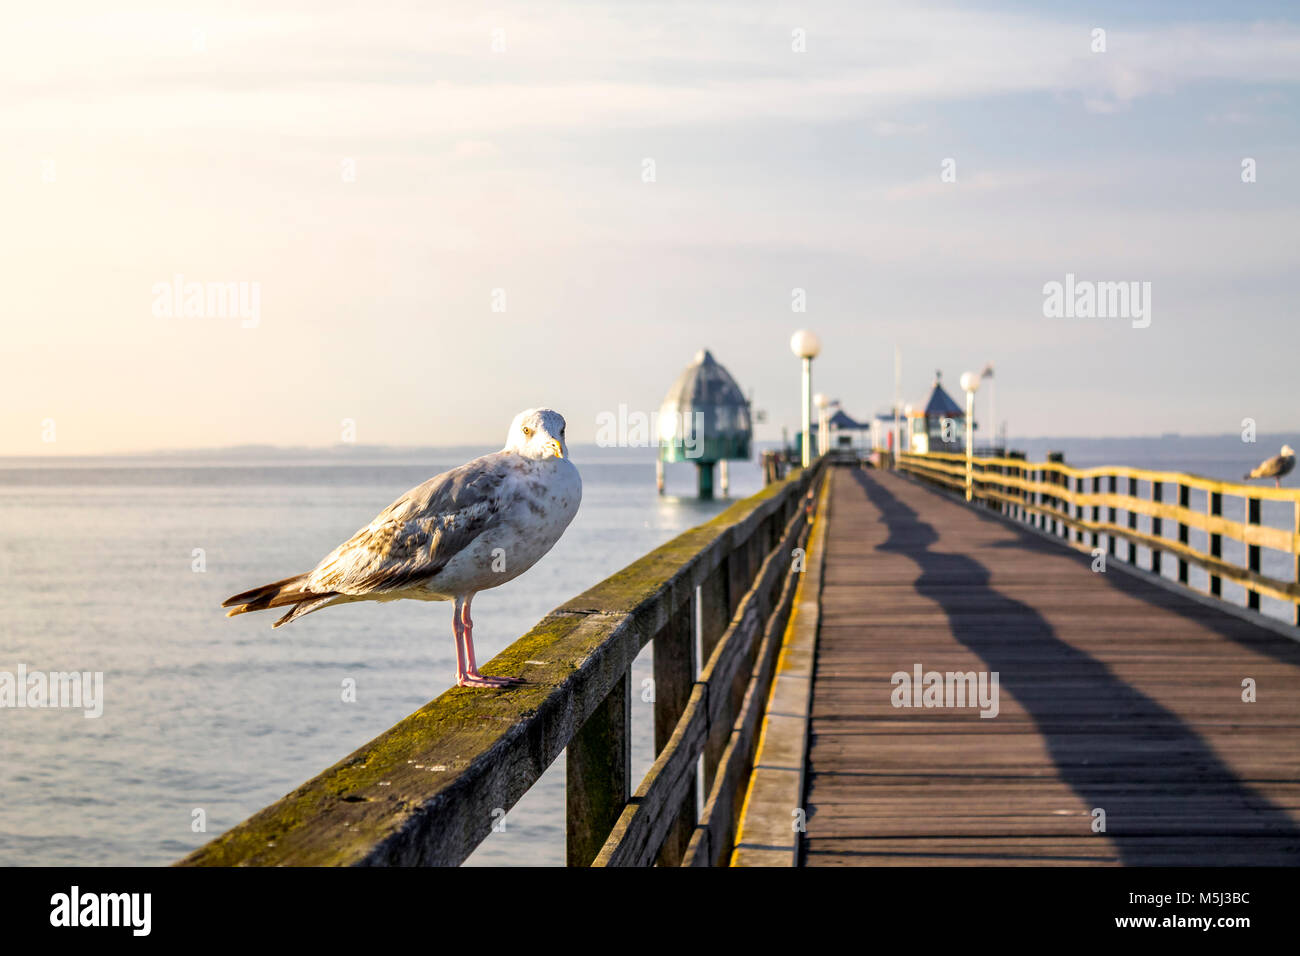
[790, 329, 821, 359]
[813, 392, 828, 408]
[960, 371, 980, 393]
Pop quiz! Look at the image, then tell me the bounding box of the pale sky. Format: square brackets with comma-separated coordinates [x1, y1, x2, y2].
[4, 0, 1299, 454]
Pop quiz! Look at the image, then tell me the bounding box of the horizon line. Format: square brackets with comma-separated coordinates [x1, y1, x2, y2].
[4, 429, 1297, 460]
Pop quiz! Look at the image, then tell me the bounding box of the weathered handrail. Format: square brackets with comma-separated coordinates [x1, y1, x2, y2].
[179, 458, 826, 867]
[595, 472, 814, 865]
[899, 451, 1300, 623]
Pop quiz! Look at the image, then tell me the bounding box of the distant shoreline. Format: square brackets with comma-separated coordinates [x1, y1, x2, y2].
[5, 434, 1294, 463]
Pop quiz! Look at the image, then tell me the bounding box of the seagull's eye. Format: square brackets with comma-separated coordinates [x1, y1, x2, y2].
[522, 426, 533, 438]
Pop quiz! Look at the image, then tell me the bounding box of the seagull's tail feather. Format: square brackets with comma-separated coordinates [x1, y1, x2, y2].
[272, 594, 341, 628]
[222, 573, 310, 612]
[222, 573, 339, 626]
[1244, 470, 1254, 480]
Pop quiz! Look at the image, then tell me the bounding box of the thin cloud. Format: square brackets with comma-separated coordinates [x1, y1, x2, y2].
[5, 4, 1300, 136]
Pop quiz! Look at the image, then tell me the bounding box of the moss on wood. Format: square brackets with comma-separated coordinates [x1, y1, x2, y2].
[179, 467, 813, 867]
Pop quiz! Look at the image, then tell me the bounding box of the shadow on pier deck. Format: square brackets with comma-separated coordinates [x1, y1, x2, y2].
[801, 467, 1300, 866]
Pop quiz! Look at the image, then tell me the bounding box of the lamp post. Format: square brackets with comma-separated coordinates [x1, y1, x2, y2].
[959, 371, 981, 502]
[893, 345, 902, 466]
[829, 398, 841, 455]
[891, 399, 900, 464]
[980, 362, 996, 452]
[814, 393, 828, 456]
[790, 330, 821, 468]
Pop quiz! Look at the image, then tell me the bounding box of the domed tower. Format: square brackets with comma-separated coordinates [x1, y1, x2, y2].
[657, 349, 753, 498]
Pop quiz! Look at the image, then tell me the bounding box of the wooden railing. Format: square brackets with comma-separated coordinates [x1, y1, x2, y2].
[898, 451, 1300, 626]
[179, 459, 826, 867]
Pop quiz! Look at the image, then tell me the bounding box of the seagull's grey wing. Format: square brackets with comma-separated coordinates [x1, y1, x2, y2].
[1252, 454, 1286, 479]
[306, 457, 513, 596]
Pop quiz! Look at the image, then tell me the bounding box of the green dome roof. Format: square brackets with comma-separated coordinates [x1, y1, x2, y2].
[658, 349, 752, 463]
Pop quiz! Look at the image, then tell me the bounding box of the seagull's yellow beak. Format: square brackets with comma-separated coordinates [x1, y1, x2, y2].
[547, 438, 564, 459]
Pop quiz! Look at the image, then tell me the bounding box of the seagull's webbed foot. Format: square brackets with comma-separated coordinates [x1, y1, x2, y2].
[457, 672, 525, 689]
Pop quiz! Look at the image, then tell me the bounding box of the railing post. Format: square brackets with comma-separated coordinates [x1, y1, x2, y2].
[1177, 484, 1190, 585]
[1015, 459, 1022, 520]
[1059, 467, 1067, 537]
[1044, 461, 1053, 532]
[1208, 491, 1223, 597]
[1294, 500, 1300, 627]
[1107, 475, 1117, 557]
[1041, 467, 1048, 529]
[1057, 471, 1063, 536]
[1046, 466, 1054, 532]
[1030, 466, 1038, 528]
[699, 562, 730, 790]
[1049, 465, 1057, 534]
[567, 672, 631, 867]
[1022, 458, 1029, 523]
[1246, 496, 1261, 611]
[1046, 466, 1053, 532]
[1127, 477, 1139, 564]
[1151, 480, 1163, 576]
[1030, 467, 1038, 528]
[1011, 453, 1024, 521]
[1068, 473, 1076, 541]
[1091, 476, 1100, 548]
[1066, 473, 1074, 540]
[1066, 474, 1074, 541]
[653, 592, 698, 866]
[1034, 466, 1043, 530]
[1047, 453, 1065, 537]
[1078, 475, 1085, 542]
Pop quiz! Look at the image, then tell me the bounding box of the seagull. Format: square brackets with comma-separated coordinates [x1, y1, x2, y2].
[1244, 444, 1296, 488]
[222, 409, 582, 688]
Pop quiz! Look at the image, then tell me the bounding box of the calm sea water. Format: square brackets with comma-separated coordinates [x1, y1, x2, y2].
[2, 435, 1295, 866]
[0, 446, 761, 867]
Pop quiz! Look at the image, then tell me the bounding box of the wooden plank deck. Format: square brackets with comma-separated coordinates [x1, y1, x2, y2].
[801, 466, 1300, 866]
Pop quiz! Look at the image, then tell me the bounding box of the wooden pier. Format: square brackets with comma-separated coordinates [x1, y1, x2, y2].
[180, 454, 1300, 867]
[802, 466, 1300, 865]
[180, 461, 822, 868]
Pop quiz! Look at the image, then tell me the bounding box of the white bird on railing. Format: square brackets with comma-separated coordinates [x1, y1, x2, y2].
[222, 408, 582, 688]
[1243, 444, 1295, 488]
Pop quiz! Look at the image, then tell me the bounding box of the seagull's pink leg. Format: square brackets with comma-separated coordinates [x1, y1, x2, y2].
[452, 596, 469, 684]
[461, 596, 480, 675]
[453, 594, 523, 688]
[455, 593, 524, 688]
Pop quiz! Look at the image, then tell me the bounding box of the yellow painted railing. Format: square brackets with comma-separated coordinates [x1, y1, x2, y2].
[898, 451, 1300, 624]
